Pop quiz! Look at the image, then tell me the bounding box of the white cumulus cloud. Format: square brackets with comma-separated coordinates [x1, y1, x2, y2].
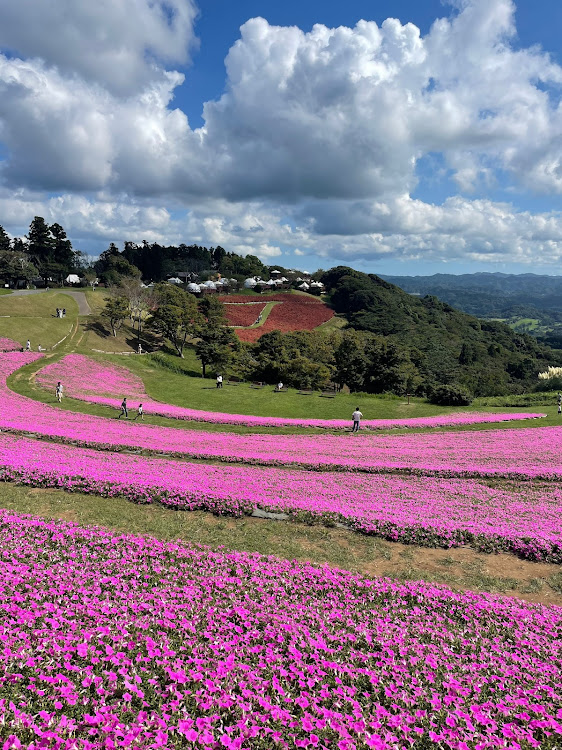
[0, 0, 561, 268]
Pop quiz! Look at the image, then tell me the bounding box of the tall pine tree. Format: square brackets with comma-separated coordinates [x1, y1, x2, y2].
[0, 224, 10, 253]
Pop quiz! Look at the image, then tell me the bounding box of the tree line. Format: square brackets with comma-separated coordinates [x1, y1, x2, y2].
[0, 217, 83, 287]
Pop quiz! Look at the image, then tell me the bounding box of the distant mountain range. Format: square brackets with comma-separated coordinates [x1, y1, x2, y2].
[380, 272, 562, 347]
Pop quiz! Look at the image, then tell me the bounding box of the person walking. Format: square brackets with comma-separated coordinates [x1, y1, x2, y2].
[118, 397, 128, 419]
[25, 340, 31, 351]
[134, 403, 144, 421]
[216, 374, 223, 389]
[351, 406, 363, 433]
[55, 382, 63, 402]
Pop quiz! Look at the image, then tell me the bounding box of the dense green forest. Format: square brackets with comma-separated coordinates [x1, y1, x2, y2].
[320, 267, 561, 399]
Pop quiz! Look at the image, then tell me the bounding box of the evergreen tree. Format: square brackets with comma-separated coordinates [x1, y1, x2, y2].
[27, 216, 54, 282]
[0, 224, 10, 253]
[195, 298, 238, 377]
[50, 223, 75, 273]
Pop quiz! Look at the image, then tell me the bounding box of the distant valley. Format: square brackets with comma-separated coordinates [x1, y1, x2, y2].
[381, 272, 562, 348]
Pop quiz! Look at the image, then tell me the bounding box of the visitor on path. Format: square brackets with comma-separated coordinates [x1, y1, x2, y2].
[118, 397, 128, 419]
[55, 382, 63, 402]
[216, 374, 223, 389]
[25, 340, 30, 351]
[37, 345, 43, 352]
[351, 407, 363, 433]
[134, 404, 144, 421]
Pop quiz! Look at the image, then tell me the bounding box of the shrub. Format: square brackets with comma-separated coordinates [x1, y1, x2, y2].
[429, 384, 473, 406]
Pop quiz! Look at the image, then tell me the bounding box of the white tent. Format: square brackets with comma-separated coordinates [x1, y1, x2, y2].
[65, 274, 81, 285]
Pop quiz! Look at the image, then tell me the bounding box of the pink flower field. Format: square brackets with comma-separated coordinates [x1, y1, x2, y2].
[0, 354, 559, 478]
[1, 431, 561, 560]
[0, 510, 560, 749]
[0, 337, 21, 352]
[35, 354, 545, 432]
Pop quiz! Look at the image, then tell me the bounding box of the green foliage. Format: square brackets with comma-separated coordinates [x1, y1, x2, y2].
[322, 266, 557, 397]
[429, 384, 473, 406]
[251, 330, 335, 389]
[25, 217, 79, 284]
[27, 216, 54, 270]
[148, 284, 201, 357]
[0, 224, 10, 253]
[102, 295, 130, 337]
[195, 321, 239, 377]
[0, 250, 37, 287]
[95, 244, 141, 286]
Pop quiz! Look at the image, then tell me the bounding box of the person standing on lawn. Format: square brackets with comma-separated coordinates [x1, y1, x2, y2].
[118, 397, 128, 419]
[351, 407, 363, 433]
[216, 374, 223, 389]
[55, 382, 63, 402]
[26, 340, 31, 351]
[134, 404, 144, 421]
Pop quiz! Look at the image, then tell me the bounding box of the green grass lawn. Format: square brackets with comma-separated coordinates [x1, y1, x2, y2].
[119, 351, 457, 421]
[84, 288, 110, 315]
[0, 292, 78, 318]
[0, 292, 78, 348]
[10, 349, 560, 438]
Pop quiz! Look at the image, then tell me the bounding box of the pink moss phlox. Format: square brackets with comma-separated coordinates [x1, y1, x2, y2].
[0, 431, 561, 561]
[0, 509, 560, 748]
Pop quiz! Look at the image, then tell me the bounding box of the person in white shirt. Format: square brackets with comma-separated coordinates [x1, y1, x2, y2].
[25, 340, 31, 351]
[134, 403, 144, 421]
[216, 374, 223, 389]
[351, 407, 363, 433]
[276, 382, 283, 391]
[55, 382, 63, 402]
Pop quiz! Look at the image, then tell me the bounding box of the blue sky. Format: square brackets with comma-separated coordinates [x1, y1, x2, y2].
[0, 0, 561, 275]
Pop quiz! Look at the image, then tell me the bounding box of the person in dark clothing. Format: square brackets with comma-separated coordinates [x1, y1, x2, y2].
[118, 397, 128, 418]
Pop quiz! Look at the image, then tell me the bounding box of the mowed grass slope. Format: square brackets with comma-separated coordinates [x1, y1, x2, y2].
[0, 292, 78, 348]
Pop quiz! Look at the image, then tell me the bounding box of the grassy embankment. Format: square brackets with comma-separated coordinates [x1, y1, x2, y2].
[1, 287, 559, 432]
[0, 292, 77, 348]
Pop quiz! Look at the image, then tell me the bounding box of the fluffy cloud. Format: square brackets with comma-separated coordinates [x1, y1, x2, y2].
[0, 0, 561, 267]
[3, 189, 562, 268]
[0, 0, 198, 95]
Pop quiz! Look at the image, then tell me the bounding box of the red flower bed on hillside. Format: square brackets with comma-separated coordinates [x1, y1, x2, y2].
[219, 293, 333, 341]
[223, 301, 268, 327]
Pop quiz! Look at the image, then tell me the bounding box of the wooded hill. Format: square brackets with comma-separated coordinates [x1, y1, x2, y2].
[321, 267, 561, 398]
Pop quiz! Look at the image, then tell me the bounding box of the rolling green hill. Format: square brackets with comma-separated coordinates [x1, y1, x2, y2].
[322, 267, 561, 397]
